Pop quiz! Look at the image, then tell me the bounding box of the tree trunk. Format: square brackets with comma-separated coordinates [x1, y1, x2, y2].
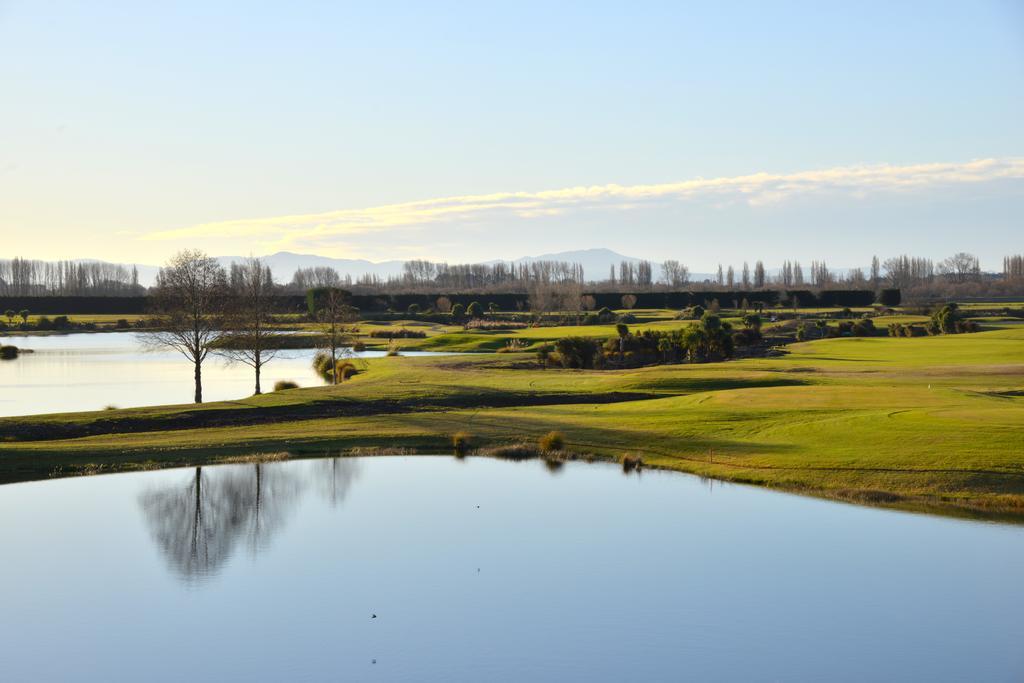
[254, 353, 262, 395]
[194, 359, 203, 403]
[192, 467, 202, 554]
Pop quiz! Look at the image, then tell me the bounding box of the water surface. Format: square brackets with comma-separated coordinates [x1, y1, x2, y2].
[0, 332, 450, 416]
[0, 456, 1021, 682]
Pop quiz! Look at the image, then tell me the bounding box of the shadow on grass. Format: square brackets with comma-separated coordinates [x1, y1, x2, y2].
[633, 376, 810, 393]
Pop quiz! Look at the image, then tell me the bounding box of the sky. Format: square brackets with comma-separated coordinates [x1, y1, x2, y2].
[1, 1, 1022, 270]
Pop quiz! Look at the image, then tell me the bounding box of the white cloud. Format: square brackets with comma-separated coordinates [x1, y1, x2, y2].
[143, 157, 1024, 246]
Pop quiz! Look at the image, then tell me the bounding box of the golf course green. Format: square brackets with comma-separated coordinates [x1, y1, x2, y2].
[2, 324, 1022, 519]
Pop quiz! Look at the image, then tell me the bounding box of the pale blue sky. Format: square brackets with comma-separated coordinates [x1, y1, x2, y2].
[2, 1, 1022, 269]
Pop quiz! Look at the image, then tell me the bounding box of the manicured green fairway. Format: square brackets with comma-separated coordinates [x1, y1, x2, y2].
[1, 327, 1023, 518]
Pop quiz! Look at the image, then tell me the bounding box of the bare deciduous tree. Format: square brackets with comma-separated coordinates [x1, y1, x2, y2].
[218, 257, 283, 395]
[147, 250, 227, 403]
[290, 266, 341, 290]
[938, 252, 981, 283]
[660, 260, 690, 287]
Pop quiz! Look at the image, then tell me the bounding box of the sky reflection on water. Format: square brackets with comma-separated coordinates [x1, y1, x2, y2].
[0, 332, 450, 416]
[1, 456, 1023, 682]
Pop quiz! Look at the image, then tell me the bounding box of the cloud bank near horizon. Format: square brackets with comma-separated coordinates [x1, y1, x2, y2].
[145, 157, 1024, 248]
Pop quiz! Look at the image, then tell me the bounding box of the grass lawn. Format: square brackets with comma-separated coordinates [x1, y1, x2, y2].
[1, 325, 1023, 519]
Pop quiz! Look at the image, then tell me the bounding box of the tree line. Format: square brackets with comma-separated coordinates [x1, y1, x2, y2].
[287, 252, 1013, 296]
[6, 250, 1022, 300]
[0, 258, 143, 296]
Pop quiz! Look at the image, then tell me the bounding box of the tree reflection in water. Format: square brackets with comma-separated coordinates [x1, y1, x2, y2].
[139, 461, 306, 580]
[314, 457, 361, 507]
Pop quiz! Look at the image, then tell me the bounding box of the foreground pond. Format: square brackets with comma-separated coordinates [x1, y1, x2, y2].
[0, 456, 1022, 682]
[0, 332, 452, 417]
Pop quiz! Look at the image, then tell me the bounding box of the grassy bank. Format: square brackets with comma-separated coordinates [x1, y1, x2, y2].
[1, 327, 1023, 519]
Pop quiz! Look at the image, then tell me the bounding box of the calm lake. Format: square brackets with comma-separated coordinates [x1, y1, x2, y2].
[0, 456, 1021, 682]
[0, 332, 451, 417]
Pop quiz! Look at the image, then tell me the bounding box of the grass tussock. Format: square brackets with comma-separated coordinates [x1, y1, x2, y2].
[335, 361, 358, 380]
[452, 431, 471, 456]
[621, 454, 643, 473]
[538, 431, 565, 452]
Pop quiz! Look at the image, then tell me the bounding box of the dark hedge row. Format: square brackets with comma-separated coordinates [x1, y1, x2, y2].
[348, 289, 897, 311]
[0, 296, 151, 314]
[0, 288, 899, 315]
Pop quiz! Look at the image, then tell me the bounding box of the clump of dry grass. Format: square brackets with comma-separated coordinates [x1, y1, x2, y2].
[621, 454, 643, 473]
[452, 431, 471, 456]
[335, 361, 358, 380]
[538, 431, 565, 452]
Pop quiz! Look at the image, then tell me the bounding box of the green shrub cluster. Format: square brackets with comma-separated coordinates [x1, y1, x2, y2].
[825, 318, 878, 337]
[550, 313, 741, 370]
[554, 337, 601, 368]
[887, 323, 927, 337]
[927, 303, 980, 335]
